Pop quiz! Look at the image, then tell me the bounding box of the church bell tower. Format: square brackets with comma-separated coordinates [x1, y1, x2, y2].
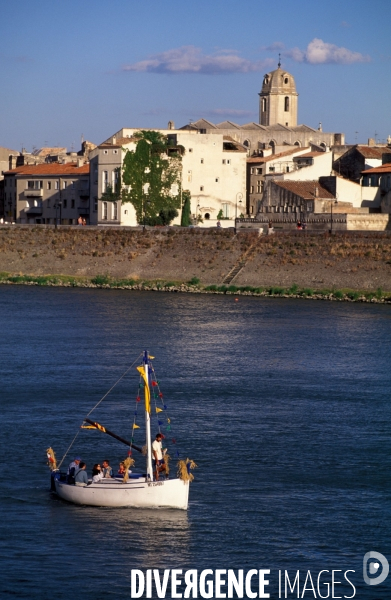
[259, 58, 298, 127]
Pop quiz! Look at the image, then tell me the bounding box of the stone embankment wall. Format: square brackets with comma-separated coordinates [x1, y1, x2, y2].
[1, 224, 391, 292]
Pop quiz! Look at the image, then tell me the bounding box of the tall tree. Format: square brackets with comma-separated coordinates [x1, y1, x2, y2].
[122, 131, 184, 225]
[180, 190, 192, 226]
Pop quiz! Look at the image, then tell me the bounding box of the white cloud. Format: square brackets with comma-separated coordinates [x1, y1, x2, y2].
[123, 46, 274, 75]
[284, 38, 370, 65]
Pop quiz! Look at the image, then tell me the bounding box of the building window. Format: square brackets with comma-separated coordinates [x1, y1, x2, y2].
[47, 181, 52, 190]
[189, 148, 193, 153]
[222, 203, 230, 218]
[256, 168, 262, 175]
[227, 159, 231, 165]
[200, 129, 206, 134]
[62, 181, 67, 189]
[262, 98, 267, 112]
[200, 186, 204, 191]
[187, 170, 192, 183]
[250, 185, 254, 194]
[103, 171, 108, 192]
[201, 158, 204, 164]
[257, 181, 261, 193]
[63, 199, 67, 208]
[251, 206, 254, 214]
[93, 197, 98, 212]
[71, 199, 75, 208]
[222, 159, 226, 165]
[215, 178, 219, 183]
[94, 167, 98, 184]
[284, 97, 289, 111]
[102, 202, 108, 220]
[124, 210, 128, 215]
[284, 77, 289, 84]
[113, 150, 118, 154]
[70, 181, 74, 188]
[112, 202, 118, 220]
[55, 181, 59, 190]
[104, 150, 108, 155]
[27, 180, 43, 189]
[205, 213, 210, 220]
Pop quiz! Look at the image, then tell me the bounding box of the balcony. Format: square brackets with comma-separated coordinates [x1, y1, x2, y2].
[25, 205, 43, 214]
[24, 189, 43, 198]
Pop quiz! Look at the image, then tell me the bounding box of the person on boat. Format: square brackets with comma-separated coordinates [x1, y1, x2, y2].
[74, 462, 88, 487]
[152, 433, 167, 480]
[91, 464, 104, 483]
[67, 456, 81, 484]
[117, 462, 126, 477]
[102, 460, 113, 478]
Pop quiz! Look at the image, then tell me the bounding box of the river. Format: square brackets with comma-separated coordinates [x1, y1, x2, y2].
[0, 286, 390, 599]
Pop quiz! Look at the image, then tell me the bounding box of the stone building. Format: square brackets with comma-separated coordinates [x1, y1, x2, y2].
[247, 146, 310, 215]
[89, 136, 137, 226]
[180, 64, 344, 152]
[362, 163, 391, 214]
[3, 162, 90, 224]
[0, 146, 19, 219]
[263, 180, 335, 218]
[92, 128, 247, 227]
[333, 145, 391, 183]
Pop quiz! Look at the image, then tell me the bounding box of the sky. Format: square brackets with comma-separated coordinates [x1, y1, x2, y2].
[1, 0, 390, 152]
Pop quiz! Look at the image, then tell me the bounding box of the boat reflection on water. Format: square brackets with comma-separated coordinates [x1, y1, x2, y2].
[56, 503, 191, 568]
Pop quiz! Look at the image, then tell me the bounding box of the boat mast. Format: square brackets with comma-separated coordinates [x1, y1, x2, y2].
[144, 350, 154, 481]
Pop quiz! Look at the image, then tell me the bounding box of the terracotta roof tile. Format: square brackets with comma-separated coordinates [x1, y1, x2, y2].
[247, 147, 309, 163]
[297, 151, 326, 158]
[362, 163, 391, 174]
[5, 162, 89, 175]
[272, 180, 335, 199]
[356, 146, 388, 159]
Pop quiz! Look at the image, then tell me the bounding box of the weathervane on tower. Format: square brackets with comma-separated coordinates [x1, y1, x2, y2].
[278, 53, 281, 68]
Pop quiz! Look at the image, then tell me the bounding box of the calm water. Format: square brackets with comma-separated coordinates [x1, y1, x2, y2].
[0, 286, 390, 599]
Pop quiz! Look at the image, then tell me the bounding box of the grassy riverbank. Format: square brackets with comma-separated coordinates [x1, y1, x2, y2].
[1, 225, 391, 297]
[0, 271, 390, 303]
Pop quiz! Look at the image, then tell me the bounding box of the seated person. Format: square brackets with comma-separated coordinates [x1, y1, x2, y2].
[91, 463, 104, 483]
[74, 462, 88, 486]
[102, 460, 113, 478]
[117, 462, 126, 478]
[67, 456, 81, 484]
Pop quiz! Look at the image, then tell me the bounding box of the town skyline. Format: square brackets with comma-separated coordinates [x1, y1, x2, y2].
[1, 0, 390, 151]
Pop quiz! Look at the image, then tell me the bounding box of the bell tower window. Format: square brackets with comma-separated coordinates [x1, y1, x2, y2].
[284, 97, 290, 112]
[262, 98, 267, 112]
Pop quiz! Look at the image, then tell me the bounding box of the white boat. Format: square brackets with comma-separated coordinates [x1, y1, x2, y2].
[48, 350, 193, 509]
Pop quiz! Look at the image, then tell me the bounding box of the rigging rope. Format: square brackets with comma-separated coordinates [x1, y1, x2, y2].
[57, 353, 142, 469]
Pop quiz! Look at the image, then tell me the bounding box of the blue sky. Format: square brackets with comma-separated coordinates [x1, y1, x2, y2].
[1, 0, 390, 151]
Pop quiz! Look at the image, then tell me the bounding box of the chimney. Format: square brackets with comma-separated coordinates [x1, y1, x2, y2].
[112, 136, 117, 145]
[168, 120, 175, 130]
[314, 186, 319, 198]
[77, 158, 84, 167]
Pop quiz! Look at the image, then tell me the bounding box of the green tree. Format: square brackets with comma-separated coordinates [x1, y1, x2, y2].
[181, 190, 192, 226]
[121, 130, 183, 225]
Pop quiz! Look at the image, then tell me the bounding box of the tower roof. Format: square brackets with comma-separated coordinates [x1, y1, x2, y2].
[260, 66, 297, 95]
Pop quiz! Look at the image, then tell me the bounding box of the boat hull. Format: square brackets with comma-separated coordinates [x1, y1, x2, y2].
[54, 477, 189, 509]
